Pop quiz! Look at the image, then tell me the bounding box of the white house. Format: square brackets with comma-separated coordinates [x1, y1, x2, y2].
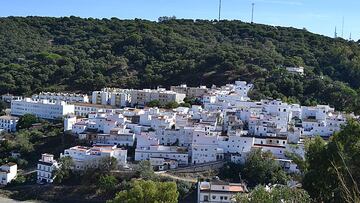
[1, 94, 22, 103]
[64, 115, 77, 131]
[73, 103, 119, 117]
[170, 84, 208, 98]
[191, 128, 224, 164]
[96, 128, 135, 147]
[135, 145, 189, 165]
[0, 115, 18, 132]
[197, 180, 247, 203]
[32, 92, 89, 103]
[135, 132, 189, 165]
[11, 98, 74, 120]
[286, 66, 304, 75]
[149, 157, 179, 171]
[60, 144, 127, 171]
[0, 163, 17, 185]
[37, 153, 59, 184]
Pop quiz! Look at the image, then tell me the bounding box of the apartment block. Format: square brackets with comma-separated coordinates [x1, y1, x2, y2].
[11, 98, 74, 120]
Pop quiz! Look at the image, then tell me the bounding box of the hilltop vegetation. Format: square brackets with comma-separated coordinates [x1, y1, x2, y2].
[1, 16, 360, 112]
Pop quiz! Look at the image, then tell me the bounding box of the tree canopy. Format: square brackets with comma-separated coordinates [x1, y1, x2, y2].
[300, 120, 360, 202]
[235, 185, 311, 203]
[1, 17, 360, 113]
[220, 148, 288, 188]
[108, 179, 179, 203]
[16, 114, 39, 130]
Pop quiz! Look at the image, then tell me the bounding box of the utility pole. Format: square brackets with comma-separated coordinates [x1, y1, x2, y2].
[251, 3, 255, 24]
[218, 0, 222, 21]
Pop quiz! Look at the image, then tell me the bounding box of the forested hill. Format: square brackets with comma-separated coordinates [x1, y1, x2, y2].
[1, 16, 360, 113]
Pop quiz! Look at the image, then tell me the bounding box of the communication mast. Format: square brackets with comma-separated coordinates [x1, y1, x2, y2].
[334, 26, 337, 38]
[218, 0, 222, 21]
[251, 3, 255, 24]
[341, 16, 344, 38]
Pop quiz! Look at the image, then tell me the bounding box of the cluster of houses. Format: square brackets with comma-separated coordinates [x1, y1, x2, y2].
[0, 80, 351, 189]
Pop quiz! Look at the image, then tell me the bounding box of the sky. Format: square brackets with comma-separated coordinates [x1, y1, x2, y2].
[1, 0, 359, 40]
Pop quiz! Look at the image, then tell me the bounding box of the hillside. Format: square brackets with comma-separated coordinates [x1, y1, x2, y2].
[0, 16, 360, 113]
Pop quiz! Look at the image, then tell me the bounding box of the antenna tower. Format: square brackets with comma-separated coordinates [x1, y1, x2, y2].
[341, 16, 344, 38]
[251, 3, 255, 23]
[218, 0, 222, 21]
[334, 26, 337, 38]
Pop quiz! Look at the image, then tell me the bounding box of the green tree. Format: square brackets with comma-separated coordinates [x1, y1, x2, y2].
[164, 101, 179, 109]
[147, 100, 161, 107]
[98, 175, 118, 193]
[54, 156, 74, 184]
[241, 149, 288, 187]
[0, 100, 6, 114]
[135, 160, 155, 180]
[16, 114, 39, 130]
[301, 120, 360, 202]
[99, 156, 118, 173]
[235, 185, 311, 203]
[108, 180, 178, 203]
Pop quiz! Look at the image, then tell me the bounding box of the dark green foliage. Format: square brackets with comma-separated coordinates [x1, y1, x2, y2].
[16, 114, 39, 130]
[176, 180, 193, 200]
[235, 185, 311, 203]
[108, 179, 179, 203]
[301, 120, 360, 202]
[135, 160, 155, 180]
[98, 175, 118, 194]
[164, 101, 179, 109]
[219, 149, 288, 188]
[54, 156, 74, 184]
[1, 17, 360, 112]
[0, 100, 6, 114]
[147, 100, 161, 107]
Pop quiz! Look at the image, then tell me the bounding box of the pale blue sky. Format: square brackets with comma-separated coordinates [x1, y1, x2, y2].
[1, 0, 359, 40]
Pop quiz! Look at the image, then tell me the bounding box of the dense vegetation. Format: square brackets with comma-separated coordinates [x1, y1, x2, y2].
[1, 17, 360, 113]
[298, 120, 360, 202]
[219, 149, 288, 187]
[220, 120, 360, 202]
[235, 185, 311, 203]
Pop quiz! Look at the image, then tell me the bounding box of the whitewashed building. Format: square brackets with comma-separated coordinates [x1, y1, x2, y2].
[37, 153, 59, 184]
[73, 103, 119, 117]
[32, 92, 89, 103]
[0, 163, 17, 185]
[0, 115, 18, 132]
[11, 98, 74, 120]
[286, 66, 304, 75]
[197, 181, 247, 203]
[60, 144, 127, 170]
